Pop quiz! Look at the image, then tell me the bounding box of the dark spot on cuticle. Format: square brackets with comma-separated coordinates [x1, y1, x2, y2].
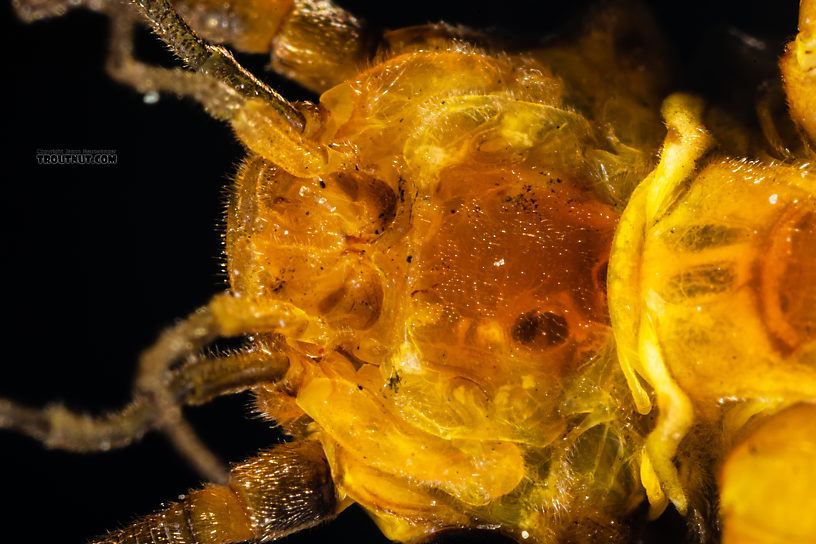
[512, 311, 569, 347]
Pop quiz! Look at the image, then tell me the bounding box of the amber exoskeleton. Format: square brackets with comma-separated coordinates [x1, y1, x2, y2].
[2, 1, 814, 543]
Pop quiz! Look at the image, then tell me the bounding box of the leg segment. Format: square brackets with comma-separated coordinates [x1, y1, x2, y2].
[781, 0, 816, 153]
[125, 0, 303, 128]
[167, 0, 374, 93]
[150, 0, 494, 93]
[14, 0, 303, 127]
[105, 10, 244, 122]
[608, 94, 714, 517]
[755, 82, 805, 161]
[93, 440, 337, 544]
[0, 298, 293, 483]
[12, 0, 100, 22]
[0, 306, 220, 454]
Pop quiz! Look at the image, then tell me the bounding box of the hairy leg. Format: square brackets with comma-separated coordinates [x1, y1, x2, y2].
[781, 0, 816, 154]
[0, 297, 299, 483]
[92, 440, 338, 544]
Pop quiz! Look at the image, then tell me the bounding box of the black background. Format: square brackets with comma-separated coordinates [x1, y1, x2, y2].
[0, 1, 799, 542]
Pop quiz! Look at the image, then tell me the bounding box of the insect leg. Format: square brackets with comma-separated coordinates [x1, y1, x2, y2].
[117, 293, 321, 481]
[170, 348, 290, 408]
[128, 0, 304, 127]
[755, 83, 802, 160]
[609, 93, 714, 518]
[12, 0, 101, 22]
[0, 306, 216, 453]
[101, 0, 300, 129]
[168, 0, 371, 94]
[0, 303, 290, 483]
[719, 402, 816, 544]
[206, 293, 332, 344]
[174, 0, 495, 93]
[151, 294, 329, 479]
[105, 9, 244, 122]
[781, 0, 816, 154]
[91, 440, 337, 544]
[110, 0, 338, 178]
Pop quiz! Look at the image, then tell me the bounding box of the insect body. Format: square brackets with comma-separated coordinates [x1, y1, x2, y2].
[3, 1, 815, 543]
